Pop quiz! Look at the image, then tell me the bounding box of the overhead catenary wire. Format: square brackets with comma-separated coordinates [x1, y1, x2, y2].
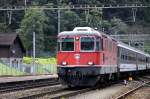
[0, 4, 149, 11]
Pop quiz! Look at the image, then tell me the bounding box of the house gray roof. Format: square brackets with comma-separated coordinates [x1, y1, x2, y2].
[0, 33, 25, 52]
[0, 33, 18, 45]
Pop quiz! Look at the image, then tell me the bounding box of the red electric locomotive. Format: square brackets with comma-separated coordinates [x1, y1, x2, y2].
[57, 27, 118, 87]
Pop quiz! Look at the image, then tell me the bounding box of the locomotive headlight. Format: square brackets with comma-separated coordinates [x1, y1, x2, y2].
[88, 61, 94, 65]
[75, 36, 79, 40]
[62, 61, 67, 65]
[74, 54, 80, 60]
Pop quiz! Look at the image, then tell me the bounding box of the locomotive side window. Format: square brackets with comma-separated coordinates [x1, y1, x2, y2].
[109, 41, 112, 52]
[61, 38, 74, 51]
[101, 39, 104, 50]
[106, 40, 108, 51]
[81, 37, 95, 51]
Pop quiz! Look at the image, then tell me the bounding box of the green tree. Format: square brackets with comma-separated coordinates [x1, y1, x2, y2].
[60, 10, 81, 31]
[88, 9, 103, 30]
[143, 8, 150, 23]
[110, 17, 128, 34]
[18, 8, 47, 53]
[101, 20, 112, 33]
[43, 3, 59, 51]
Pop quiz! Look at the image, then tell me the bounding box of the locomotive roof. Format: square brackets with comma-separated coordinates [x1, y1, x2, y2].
[58, 27, 102, 37]
[118, 42, 150, 57]
[58, 27, 118, 42]
[58, 31, 101, 36]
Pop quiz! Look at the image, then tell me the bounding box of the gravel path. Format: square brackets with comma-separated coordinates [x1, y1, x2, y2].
[71, 84, 124, 99]
[125, 86, 150, 99]
[70, 80, 144, 99]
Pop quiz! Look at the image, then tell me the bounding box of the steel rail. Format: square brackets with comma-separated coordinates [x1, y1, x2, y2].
[0, 78, 59, 93]
[11, 77, 149, 99]
[50, 88, 94, 99]
[18, 87, 94, 99]
[18, 80, 121, 99]
[18, 87, 67, 99]
[115, 80, 150, 99]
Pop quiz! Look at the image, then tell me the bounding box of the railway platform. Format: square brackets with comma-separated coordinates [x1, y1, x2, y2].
[0, 74, 58, 84]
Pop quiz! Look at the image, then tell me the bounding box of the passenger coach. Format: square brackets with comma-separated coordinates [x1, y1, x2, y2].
[118, 43, 150, 74]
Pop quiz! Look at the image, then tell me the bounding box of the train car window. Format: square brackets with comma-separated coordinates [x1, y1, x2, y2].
[114, 44, 116, 53]
[109, 42, 112, 52]
[115, 45, 117, 52]
[101, 38, 104, 50]
[61, 38, 74, 51]
[96, 38, 101, 51]
[146, 58, 148, 63]
[112, 43, 114, 52]
[125, 55, 128, 60]
[112, 43, 115, 52]
[138, 57, 141, 62]
[81, 37, 95, 51]
[105, 40, 108, 51]
[103, 39, 106, 50]
[121, 55, 124, 60]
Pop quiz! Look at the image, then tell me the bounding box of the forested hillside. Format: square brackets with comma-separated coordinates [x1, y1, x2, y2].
[0, 0, 150, 55]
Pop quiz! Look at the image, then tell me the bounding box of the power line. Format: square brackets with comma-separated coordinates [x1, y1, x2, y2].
[0, 4, 149, 11]
[111, 34, 150, 51]
[111, 34, 150, 41]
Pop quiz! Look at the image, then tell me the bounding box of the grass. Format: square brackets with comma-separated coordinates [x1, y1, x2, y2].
[35, 64, 57, 74]
[23, 57, 57, 74]
[0, 63, 26, 76]
[23, 57, 56, 64]
[0, 57, 57, 76]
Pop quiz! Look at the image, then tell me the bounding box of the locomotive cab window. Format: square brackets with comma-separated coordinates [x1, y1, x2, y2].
[61, 38, 74, 51]
[81, 37, 95, 51]
[96, 38, 101, 51]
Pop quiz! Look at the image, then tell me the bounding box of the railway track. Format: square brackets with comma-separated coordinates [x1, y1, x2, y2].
[0, 78, 59, 94]
[17, 80, 121, 99]
[115, 76, 150, 99]
[18, 86, 95, 99]
[1, 76, 149, 99]
[0, 85, 66, 99]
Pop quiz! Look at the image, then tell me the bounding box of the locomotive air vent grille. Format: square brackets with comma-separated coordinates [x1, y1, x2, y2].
[73, 27, 95, 32]
[76, 29, 88, 31]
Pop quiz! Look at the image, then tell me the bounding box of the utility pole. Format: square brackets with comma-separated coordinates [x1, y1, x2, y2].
[57, 0, 61, 33]
[24, 0, 27, 11]
[25, 0, 27, 8]
[132, 8, 137, 22]
[85, 6, 89, 24]
[58, 9, 60, 33]
[33, 24, 35, 74]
